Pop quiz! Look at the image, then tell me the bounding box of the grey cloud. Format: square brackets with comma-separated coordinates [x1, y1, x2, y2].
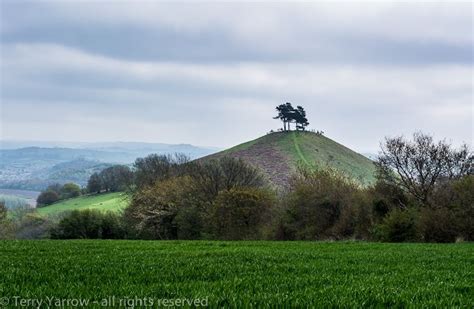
[0, 1, 472, 150]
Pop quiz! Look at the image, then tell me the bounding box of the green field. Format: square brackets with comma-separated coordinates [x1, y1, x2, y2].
[204, 131, 376, 188]
[36, 192, 128, 216]
[0, 241, 472, 307]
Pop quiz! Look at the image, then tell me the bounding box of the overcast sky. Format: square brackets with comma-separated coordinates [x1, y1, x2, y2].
[1, 1, 472, 152]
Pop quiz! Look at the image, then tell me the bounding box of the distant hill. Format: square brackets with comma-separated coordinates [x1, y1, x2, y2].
[202, 131, 376, 188]
[0, 142, 218, 191]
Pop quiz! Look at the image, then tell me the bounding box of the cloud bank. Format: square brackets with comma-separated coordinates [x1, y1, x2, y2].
[1, 1, 472, 151]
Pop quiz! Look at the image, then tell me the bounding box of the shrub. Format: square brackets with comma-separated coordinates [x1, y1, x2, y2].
[0, 201, 6, 222]
[374, 208, 419, 242]
[190, 157, 267, 200]
[51, 210, 124, 239]
[0, 202, 13, 239]
[87, 172, 102, 193]
[208, 188, 274, 240]
[36, 190, 60, 207]
[282, 168, 358, 240]
[330, 190, 373, 240]
[420, 175, 474, 242]
[174, 204, 204, 240]
[451, 175, 474, 240]
[60, 183, 82, 199]
[124, 176, 199, 239]
[14, 213, 52, 239]
[418, 207, 458, 243]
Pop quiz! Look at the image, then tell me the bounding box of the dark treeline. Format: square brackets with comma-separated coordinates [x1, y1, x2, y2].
[3, 132, 472, 242]
[87, 165, 133, 194]
[36, 182, 82, 207]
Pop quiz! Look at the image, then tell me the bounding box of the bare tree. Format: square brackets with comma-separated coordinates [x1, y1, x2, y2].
[377, 132, 472, 205]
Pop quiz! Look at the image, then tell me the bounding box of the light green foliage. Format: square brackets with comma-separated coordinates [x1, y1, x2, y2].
[0, 241, 472, 307]
[36, 192, 128, 216]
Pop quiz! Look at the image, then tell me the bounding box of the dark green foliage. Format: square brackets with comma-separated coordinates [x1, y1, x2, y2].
[274, 102, 309, 131]
[0, 201, 6, 222]
[174, 204, 203, 240]
[36, 190, 60, 207]
[282, 168, 359, 240]
[99, 165, 133, 192]
[37, 182, 83, 207]
[418, 207, 458, 243]
[374, 209, 419, 242]
[87, 172, 102, 193]
[419, 175, 474, 242]
[51, 209, 125, 239]
[209, 188, 274, 240]
[60, 182, 81, 199]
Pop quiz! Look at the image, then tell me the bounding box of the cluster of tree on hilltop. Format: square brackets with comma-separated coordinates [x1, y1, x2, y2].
[274, 102, 309, 131]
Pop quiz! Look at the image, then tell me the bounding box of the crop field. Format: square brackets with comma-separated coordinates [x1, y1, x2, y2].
[36, 192, 128, 216]
[0, 241, 472, 307]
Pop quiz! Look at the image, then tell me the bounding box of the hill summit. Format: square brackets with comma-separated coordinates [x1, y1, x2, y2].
[202, 131, 376, 188]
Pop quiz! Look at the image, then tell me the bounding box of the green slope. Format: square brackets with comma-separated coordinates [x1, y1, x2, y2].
[204, 131, 376, 187]
[36, 192, 128, 216]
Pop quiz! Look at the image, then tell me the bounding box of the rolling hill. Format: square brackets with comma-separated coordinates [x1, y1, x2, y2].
[202, 131, 377, 188]
[0, 142, 218, 191]
[36, 192, 128, 216]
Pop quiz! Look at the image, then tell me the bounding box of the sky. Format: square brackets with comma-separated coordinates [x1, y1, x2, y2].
[0, 1, 472, 152]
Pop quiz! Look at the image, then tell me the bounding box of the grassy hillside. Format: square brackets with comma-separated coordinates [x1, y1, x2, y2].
[203, 131, 376, 187]
[0, 241, 471, 307]
[36, 192, 128, 216]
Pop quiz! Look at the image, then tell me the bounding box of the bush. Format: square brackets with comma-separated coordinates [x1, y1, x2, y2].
[36, 190, 60, 207]
[282, 168, 358, 240]
[189, 157, 267, 200]
[418, 207, 458, 243]
[124, 176, 199, 239]
[451, 175, 474, 240]
[0, 202, 13, 239]
[330, 191, 373, 240]
[51, 210, 125, 239]
[60, 183, 82, 199]
[419, 175, 474, 242]
[14, 213, 52, 239]
[374, 208, 419, 242]
[208, 188, 274, 240]
[87, 173, 102, 194]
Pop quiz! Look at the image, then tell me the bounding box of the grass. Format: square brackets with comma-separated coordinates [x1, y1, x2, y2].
[36, 192, 128, 216]
[0, 241, 472, 307]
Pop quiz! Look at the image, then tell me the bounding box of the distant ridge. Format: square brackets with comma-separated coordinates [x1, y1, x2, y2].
[201, 131, 376, 188]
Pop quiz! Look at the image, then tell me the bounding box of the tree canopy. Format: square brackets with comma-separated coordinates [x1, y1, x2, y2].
[274, 102, 309, 131]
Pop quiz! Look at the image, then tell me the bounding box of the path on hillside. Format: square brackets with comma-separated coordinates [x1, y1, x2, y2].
[292, 132, 310, 166]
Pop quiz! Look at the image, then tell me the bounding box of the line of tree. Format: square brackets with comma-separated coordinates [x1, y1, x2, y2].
[87, 165, 133, 194]
[274, 102, 309, 131]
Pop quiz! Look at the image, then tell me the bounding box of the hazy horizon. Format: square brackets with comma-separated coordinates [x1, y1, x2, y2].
[1, 1, 472, 153]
